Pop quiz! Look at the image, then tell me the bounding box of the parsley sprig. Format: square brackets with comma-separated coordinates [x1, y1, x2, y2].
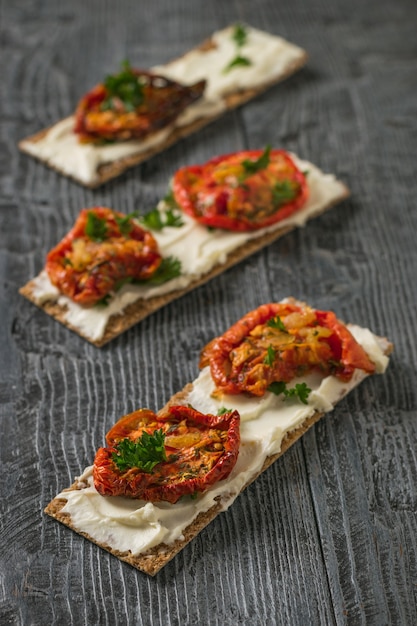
[272, 180, 298, 206]
[114, 211, 139, 236]
[140, 202, 184, 231]
[268, 381, 312, 404]
[232, 23, 249, 47]
[224, 56, 252, 72]
[85, 211, 108, 241]
[264, 345, 276, 366]
[94, 256, 182, 307]
[241, 145, 271, 179]
[145, 256, 182, 285]
[101, 61, 144, 112]
[112, 429, 167, 473]
[223, 23, 252, 73]
[217, 406, 233, 416]
[266, 315, 287, 332]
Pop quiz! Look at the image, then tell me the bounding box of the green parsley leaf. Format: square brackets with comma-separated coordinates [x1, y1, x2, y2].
[101, 60, 144, 112]
[165, 208, 184, 228]
[114, 211, 139, 236]
[217, 407, 232, 416]
[139, 207, 163, 230]
[145, 256, 181, 285]
[267, 381, 312, 404]
[62, 257, 73, 267]
[223, 23, 252, 73]
[267, 381, 287, 396]
[283, 382, 312, 405]
[264, 345, 276, 366]
[272, 180, 297, 206]
[85, 211, 108, 241]
[112, 429, 167, 473]
[140, 206, 184, 231]
[163, 190, 180, 210]
[223, 54, 252, 73]
[267, 315, 287, 332]
[96, 294, 112, 307]
[113, 276, 134, 291]
[232, 23, 249, 48]
[241, 145, 271, 177]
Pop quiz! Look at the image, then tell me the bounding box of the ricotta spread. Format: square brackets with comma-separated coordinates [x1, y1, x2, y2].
[29, 156, 347, 341]
[55, 327, 390, 556]
[20, 26, 306, 185]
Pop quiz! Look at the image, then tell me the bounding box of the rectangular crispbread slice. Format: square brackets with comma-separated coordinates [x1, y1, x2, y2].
[19, 182, 349, 347]
[44, 336, 393, 576]
[18, 28, 307, 188]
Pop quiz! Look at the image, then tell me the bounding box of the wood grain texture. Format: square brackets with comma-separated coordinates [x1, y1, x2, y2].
[1, 0, 417, 624]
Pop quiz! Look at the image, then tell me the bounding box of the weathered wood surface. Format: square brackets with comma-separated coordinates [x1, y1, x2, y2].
[1, 0, 416, 624]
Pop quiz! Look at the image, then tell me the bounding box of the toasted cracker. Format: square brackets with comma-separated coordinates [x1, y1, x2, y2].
[44, 384, 325, 576]
[44, 334, 393, 576]
[19, 183, 349, 347]
[18, 33, 307, 188]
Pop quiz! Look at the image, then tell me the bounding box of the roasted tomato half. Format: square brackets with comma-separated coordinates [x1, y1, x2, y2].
[172, 147, 309, 231]
[45, 207, 161, 306]
[93, 405, 240, 503]
[74, 62, 206, 143]
[200, 301, 376, 396]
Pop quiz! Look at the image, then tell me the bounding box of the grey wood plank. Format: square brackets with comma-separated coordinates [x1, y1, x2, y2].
[1, 0, 416, 624]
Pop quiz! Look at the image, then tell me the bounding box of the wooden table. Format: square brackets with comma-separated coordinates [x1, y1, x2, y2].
[1, 0, 416, 623]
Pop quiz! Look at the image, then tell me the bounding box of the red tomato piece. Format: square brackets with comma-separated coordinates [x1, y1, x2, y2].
[200, 302, 376, 396]
[45, 207, 161, 306]
[172, 148, 309, 231]
[93, 405, 240, 503]
[74, 66, 206, 143]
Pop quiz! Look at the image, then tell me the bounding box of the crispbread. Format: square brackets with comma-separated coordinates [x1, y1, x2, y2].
[44, 333, 393, 576]
[44, 384, 325, 577]
[18, 28, 307, 188]
[19, 182, 349, 347]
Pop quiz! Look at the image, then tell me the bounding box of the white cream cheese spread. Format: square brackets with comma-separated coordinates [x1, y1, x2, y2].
[55, 327, 390, 556]
[20, 26, 306, 185]
[29, 156, 347, 341]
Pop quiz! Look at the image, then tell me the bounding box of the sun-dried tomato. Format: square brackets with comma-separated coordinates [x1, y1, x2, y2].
[74, 66, 205, 143]
[172, 148, 308, 231]
[93, 405, 240, 503]
[200, 302, 376, 396]
[45, 207, 161, 306]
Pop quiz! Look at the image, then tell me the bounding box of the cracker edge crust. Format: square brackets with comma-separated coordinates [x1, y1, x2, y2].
[44, 338, 393, 576]
[18, 37, 308, 188]
[18, 184, 350, 347]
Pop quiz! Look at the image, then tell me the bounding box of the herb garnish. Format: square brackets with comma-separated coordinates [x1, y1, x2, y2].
[112, 429, 167, 473]
[217, 407, 232, 416]
[223, 23, 252, 73]
[85, 211, 108, 241]
[264, 345, 276, 366]
[96, 294, 112, 307]
[145, 256, 181, 285]
[114, 211, 139, 236]
[272, 180, 297, 206]
[95, 257, 181, 308]
[267, 315, 287, 332]
[224, 56, 252, 72]
[241, 145, 271, 178]
[232, 23, 249, 47]
[163, 190, 180, 210]
[140, 205, 184, 231]
[268, 381, 311, 404]
[101, 60, 144, 112]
